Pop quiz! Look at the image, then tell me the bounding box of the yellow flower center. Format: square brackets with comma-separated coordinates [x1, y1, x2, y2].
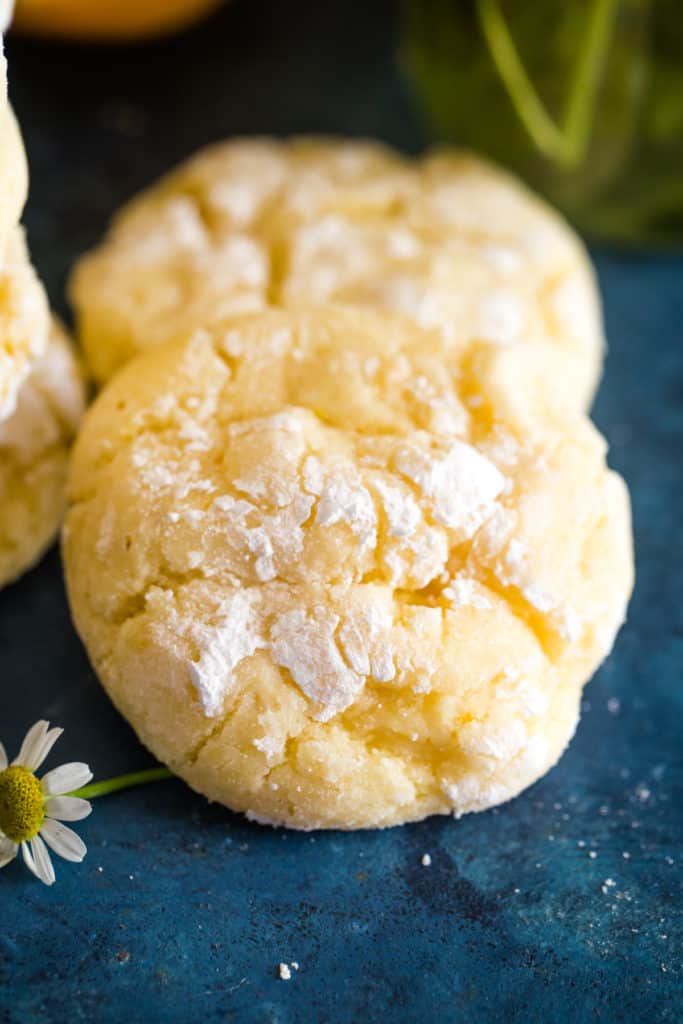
[0, 766, 45, 843]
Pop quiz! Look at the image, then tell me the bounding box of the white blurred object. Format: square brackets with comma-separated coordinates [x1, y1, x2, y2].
[0, 0, 14, 32]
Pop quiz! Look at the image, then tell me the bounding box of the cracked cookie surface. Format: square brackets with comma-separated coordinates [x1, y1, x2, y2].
[0, 319, 85, 588]
[64, 309, 632, 829]
[70, 138, 604, 419]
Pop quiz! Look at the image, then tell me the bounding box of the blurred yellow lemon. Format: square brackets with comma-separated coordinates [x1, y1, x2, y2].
[13, 0, 225, 40]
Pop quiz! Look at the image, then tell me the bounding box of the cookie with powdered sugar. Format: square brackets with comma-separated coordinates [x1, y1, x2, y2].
[63, 308, 632, 829]
[0, 319, 85, 587]
[70, 138, 604, 420]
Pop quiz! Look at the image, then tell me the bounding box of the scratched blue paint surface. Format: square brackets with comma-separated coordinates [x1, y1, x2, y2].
[1, 3, 681, 1021]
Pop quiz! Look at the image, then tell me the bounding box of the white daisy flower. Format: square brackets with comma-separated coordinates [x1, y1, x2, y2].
[0, 720, 92, 886]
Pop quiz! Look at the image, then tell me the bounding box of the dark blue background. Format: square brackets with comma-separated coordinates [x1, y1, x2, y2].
[1, 2, 681, 1021]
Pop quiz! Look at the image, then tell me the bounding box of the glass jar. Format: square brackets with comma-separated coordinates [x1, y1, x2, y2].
[401, 0, 683, 245]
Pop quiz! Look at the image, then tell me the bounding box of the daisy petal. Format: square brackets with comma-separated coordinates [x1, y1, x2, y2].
[22, 838, 55, 886]
[41, 819, 87, 863]
[45, 796, 92, 822]
[30, 727, 64, 772]
[12, 721, 63, 772]
[0, 835, 17, 869]
[13, 720, 50, 770]
[21, 840, 37, 876]
[29, 834, 56, 885]
[0, 742, 7, 771]
[41, 762, 93, 796]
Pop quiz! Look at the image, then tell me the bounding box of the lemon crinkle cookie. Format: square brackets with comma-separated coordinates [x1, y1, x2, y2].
[0, 320, 85, 587]
[70, 138, 604, 415]
[0, 20, 85, 587]
[63, 309, 633, 830]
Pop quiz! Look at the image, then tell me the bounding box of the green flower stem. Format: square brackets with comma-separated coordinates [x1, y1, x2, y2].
[561, 0, 620, 164]
[71, 767, 174, 800]
[477, 0, 619, 169]
[477, 0, 567, 160]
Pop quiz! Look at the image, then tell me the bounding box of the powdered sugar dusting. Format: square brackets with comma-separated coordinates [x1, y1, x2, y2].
[338, 602, 396, 683]
[188, 590, 263, 715]
[396, 439, 504, 538]
[212, 491, 314, 581]
[478, 290, 523, 345]
[315, 476, 377, 549]
[442, 576, 492, 610]
[269, 606, 365, 719]
[372, 478, 421, 539]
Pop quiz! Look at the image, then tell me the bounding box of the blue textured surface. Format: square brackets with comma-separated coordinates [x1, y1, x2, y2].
[2, 3, 682, 1021]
